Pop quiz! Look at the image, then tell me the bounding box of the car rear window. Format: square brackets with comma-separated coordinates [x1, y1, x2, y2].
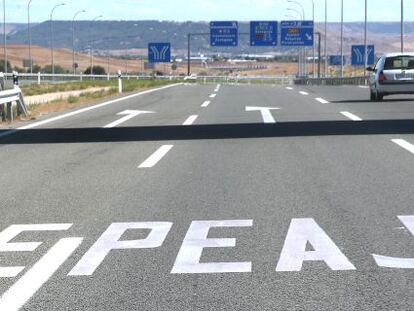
[384, 56, 414, 70]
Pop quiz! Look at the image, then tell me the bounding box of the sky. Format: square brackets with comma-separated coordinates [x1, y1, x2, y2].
[5, 0, 414, 23]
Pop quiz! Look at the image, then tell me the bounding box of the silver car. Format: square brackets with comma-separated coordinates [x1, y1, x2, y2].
[368, 53, 414, 101]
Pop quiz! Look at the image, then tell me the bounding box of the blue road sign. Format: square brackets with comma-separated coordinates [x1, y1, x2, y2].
[210, 21, 238, 47]
[281, 21, 314, 47]
[330, 55, 346, 66]
[250, 21, 278, 46]
[351, 45, 375, 66]
[148, 43, 171, 63]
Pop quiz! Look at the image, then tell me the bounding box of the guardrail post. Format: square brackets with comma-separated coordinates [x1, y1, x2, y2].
[6, 102, 13, 123]
[118, 70, 123, 94]
[0, 72, 4, 91]
[80, 72, 83, 82]
[37, 72, 41, 85]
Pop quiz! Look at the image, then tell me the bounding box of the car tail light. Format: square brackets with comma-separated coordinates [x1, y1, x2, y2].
[379, 72, 387, 84]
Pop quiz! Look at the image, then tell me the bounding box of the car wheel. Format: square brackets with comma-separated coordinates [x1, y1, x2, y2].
[377, 92, 384, 101]
[370, 91, 376, 101]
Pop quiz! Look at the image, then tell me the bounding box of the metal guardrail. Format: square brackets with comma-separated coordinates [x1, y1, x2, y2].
[2, 73, 296, 86]
[294, 76, 369, 86]
[0, 86, 28, 122]
[2, 73, 175, 87]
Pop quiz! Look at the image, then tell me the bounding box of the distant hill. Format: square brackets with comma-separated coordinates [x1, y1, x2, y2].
[6, 21, 414, 56]
[1, 23, 29, 35]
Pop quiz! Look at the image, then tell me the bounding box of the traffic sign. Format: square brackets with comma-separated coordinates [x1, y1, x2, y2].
[351, 45, 375, 66]
[281, 21, 314, 46]
[250, 21, 278, 46]
[329, 55, 346, 66]
[210, 21, 238, 47]
[148, 43, 171, 63]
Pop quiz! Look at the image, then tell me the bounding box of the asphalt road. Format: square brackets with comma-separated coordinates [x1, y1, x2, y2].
[0, 82, 414, 310]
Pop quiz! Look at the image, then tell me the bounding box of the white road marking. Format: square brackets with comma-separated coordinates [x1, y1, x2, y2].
[14, 83, 182, 130]
[0, 237, 83, 311]
[171, 220, 253, 274]
[201, 101, 211, 108]
[138, 145, 174, 168]
[286, 87, 293, 90]
[299, 91, 309, 95]
[315, 97, 330, 104]
[340, 111, 363, 121]
[358, 85, 369, 89]
[392, 139, 414, 155]
[214, 84, 221, 92]
[0, 267, 25, 278]
[245, 106, 280, 124]
[209, 94, 217, 98]
[276, 218, 356, 272]
[183, 115, 198, 126]
[373, 216, 414, 269]
[69, 222, 172, 276]
[103, 110, 153, 128]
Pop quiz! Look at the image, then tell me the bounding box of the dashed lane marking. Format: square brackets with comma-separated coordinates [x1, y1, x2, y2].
[286, 87, 293, 90]
[183, 115, 198, 126]
[209, 94, 217, 98]
[315, 98, 330, 104]
[201, 101, 211, 108]
[341, 111, 362, 121]
[392, 139, 414, 155]
[340, 111, 363, 121]
[299, 91, 309, 95]
[138, 145, 174, 168]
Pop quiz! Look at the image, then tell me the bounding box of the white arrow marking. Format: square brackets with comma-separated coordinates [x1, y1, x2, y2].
[104, 110, 154, 128]
[245, 106, 280, 124]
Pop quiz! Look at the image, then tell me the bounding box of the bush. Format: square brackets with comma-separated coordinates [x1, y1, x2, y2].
[43, 65, 67, 74]
[84, 66, 106, 75]
[0, 60, 12, 73]
[67, 95, 79, 104]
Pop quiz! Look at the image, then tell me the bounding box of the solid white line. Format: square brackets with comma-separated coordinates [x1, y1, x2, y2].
[183, 115, 198, 126]
[139, 145, 174, 168]
[315, 97, 330, 104]
[209, 94, 217, 98]
[201, 101, 211, 107]
[358, 85, 369, 89]
[341, 111, 363, 121]
[0, 237, 83, 311]
[286, 87, 293, 90]
[392, 139, 414, 155]
[16, 83, 182, 130]
[299, 91, 309, 95]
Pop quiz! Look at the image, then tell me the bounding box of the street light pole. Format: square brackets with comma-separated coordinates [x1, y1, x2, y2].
[90, 15, 103, 76]
[72, 10, 86, 75]
[287, 1, 306, 77]
[364, 0, 368, 77]
[50, 3, 65, 76]
[324, 0, 328, 78]
[28, 0, 33, 74]
[287, 8, 304, 77]
[3, 0, 7, 76]
[401, 0, 404, 54]
[310, 0, 315, 78]
[340, 0, 344, 78]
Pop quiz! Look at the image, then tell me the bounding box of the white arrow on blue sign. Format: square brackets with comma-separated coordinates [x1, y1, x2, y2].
[148, 43, 171, 63]
[351, 45, 375, 66]
[210, 21, 238, 47]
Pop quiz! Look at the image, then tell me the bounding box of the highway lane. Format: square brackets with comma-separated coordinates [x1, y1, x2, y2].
[0, 83, 414, 310]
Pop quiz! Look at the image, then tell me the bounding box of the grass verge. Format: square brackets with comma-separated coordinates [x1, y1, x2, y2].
[1, 79, 182, 127]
